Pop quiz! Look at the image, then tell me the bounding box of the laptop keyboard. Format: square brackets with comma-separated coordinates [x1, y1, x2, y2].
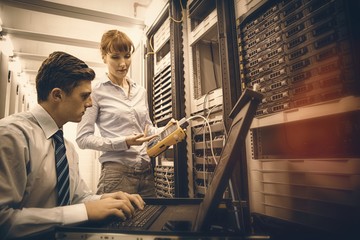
[107, 205, 166, 230]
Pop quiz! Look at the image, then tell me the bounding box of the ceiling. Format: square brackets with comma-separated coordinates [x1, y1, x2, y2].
[0, 0, 160, 103]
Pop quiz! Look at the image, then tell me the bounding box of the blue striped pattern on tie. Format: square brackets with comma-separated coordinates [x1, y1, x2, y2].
[53, 130, 70, 206]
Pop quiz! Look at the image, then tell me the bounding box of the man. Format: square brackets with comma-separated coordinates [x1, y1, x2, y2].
[0, 51, 145, 239]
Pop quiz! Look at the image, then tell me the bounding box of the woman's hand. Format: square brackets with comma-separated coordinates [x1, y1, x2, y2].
[125, 125, 157, 147]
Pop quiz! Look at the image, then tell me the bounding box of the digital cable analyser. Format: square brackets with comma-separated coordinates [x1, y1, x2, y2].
[147, 118, 188, 157]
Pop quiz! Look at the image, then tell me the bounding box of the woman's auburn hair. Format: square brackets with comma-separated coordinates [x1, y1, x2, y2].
[100, 30, 135, 59]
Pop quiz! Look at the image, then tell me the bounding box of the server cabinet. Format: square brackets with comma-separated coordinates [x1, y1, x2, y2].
[146, 0, 187, 197]
[236, 0, 360, 237]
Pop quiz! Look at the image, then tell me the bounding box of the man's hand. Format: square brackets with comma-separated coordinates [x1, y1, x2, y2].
[85, 198, 134, 221]
[85, 192, 145, 222]
[102, 191, 145, 210]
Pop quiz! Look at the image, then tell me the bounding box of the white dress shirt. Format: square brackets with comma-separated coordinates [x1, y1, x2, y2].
[76, 76, 161, 167]
[0, 105, 101, 239]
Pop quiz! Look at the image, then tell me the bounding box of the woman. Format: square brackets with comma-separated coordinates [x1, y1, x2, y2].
[76, 30, 162, 197]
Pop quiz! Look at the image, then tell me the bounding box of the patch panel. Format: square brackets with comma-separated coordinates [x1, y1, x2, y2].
[196, 170, 214, 181]
[156, 185, 175, 194]
[194, 138, 224, 150]
[156, 190, 174, 198]
[154, 165, 175, 198]
[195, 185, 206, 196]
[191, 108, 225, 197]
[194, 156, 219, 165]
[155, 178, 174, 186]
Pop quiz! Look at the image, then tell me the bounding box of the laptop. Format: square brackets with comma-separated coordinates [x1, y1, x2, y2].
[55, 88, 263, 239]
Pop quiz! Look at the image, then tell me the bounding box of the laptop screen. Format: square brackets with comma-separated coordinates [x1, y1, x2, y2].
[193, 88, 263, 231]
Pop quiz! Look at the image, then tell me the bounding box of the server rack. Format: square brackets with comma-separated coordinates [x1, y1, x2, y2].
[236, 0, 360, 236]
[185, 0, 255, 233]
[146, 0, 187, 198]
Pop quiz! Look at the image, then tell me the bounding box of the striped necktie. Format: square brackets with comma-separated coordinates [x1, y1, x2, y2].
[53, 130, 70, 206]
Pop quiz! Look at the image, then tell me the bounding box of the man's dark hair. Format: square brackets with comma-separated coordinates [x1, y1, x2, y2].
[36, 51, 96, 102]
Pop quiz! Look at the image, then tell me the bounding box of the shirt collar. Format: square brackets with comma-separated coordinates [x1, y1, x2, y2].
[103, 74, 137, 88]
[30, 104, 61, 140]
